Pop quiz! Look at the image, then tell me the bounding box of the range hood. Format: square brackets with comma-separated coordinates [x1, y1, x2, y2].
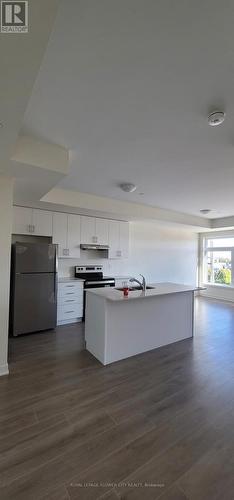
[80, 243, 109, 251]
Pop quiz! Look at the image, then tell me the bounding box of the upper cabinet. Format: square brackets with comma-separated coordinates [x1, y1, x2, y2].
[119, 221, 129, 258]
[52, 212, 80, 258]
[52, 212, 67, 257]
[13, 206, 32, 235]
[13, 207, 52, 237]
[80, 216, 109, 245]
[95, 218, 109, 245]
[13, 207, 129, 260]
[108, 220, 129, 259]
[80, 216, 96, 244]
[67, 214, 81, 258]
[108, 220, 119, 259]
[32, 210, 52, 237]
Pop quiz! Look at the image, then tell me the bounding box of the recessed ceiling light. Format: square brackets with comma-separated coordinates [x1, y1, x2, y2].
[120, 183, 137, 193]
[208, 111, 225, 126]
[200, 209, 211, 215]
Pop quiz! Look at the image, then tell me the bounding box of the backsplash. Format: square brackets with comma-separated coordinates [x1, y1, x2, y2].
[58, 250, 131, 278]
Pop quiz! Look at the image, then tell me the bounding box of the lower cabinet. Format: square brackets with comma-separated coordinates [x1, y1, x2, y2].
[57, 281, 84, 325]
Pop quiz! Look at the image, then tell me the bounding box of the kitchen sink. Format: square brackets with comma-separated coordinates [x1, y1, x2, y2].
[116, 285, 155, 291]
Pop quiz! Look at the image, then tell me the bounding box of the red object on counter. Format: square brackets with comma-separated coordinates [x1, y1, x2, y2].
[123, 287, 129, 297]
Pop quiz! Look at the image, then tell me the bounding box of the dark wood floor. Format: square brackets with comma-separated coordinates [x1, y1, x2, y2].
[1, 297, 234, 499]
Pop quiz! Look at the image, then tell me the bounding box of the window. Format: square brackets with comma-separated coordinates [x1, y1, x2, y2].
[203, 235, 234, 286]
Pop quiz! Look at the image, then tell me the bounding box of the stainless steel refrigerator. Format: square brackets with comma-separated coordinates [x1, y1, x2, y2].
[10, 242, 58, 336]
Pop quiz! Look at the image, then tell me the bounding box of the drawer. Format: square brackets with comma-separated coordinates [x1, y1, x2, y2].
[57, 296, 83, 306]
[58, 289, 83, 300]
[58, 281, 83, 291]
[57, 303, 83, 321]
[58, 283, 83, 298]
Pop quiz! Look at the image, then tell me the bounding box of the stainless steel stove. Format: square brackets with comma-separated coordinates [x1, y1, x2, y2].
[74, 265, 115, 319]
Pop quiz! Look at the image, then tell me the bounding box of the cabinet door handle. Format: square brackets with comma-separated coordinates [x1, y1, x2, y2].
[65, 310, 75, 314]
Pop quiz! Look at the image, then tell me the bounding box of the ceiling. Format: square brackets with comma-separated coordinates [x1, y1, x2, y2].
[22, 0, 234, 219]
[0, 0, 60, 187]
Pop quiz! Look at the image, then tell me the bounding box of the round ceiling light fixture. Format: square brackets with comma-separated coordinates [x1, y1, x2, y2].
[120, 183, 137, 193]
[200, 209, 211, 215]
[208, 111, 225, 126]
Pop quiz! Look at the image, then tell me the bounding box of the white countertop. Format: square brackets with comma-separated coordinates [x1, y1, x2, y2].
[58, 277, 85, 283]
[86, 282, 202, 301]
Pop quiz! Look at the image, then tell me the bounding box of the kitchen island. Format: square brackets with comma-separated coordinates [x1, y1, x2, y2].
[85, 283, 200, 365]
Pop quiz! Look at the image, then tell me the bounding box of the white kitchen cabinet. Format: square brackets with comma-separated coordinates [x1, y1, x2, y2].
[13, 207, 52, 236]
[95, 218, 109, 245]
[108, 220, 129, 259]
[52, 212, 67, 258]
[52, 212, 81, 258]
[67, 214, 81, 258]
[32, 210, 52, 237]
[119, 221, 129, 258]
[13, 206, 129, 260]
[80, 216, 96, 244]
[108, 220, 119, 258]
[57, 280, 84, 325]
[13, 206, 32, 235]
[80, 216, 109, 245]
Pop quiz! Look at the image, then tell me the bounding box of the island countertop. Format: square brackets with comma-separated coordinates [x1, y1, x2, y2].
[86, 282, 202, 301]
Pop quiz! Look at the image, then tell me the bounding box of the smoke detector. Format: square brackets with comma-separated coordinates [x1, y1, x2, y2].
[208, 111, 225, 126]
[120, 183, 137, 193]
[200, 209, 211, 215]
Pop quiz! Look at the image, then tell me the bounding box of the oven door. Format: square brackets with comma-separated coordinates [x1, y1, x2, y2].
[83, 280, 115, 319]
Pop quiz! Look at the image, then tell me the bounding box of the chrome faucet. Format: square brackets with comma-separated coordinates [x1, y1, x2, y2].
[129, 274, 146, 292]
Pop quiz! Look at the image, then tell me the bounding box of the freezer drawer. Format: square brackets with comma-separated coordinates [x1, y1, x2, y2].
[12, 273, 57, 336]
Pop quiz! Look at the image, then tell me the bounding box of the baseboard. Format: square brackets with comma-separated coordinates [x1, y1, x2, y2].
[200, 291, 234, 303]
[0, 364, 9, 376]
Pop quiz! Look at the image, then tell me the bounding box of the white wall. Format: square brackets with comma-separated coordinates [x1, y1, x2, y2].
[0, 177, 13, 375]
[59, 221, 198, 285]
